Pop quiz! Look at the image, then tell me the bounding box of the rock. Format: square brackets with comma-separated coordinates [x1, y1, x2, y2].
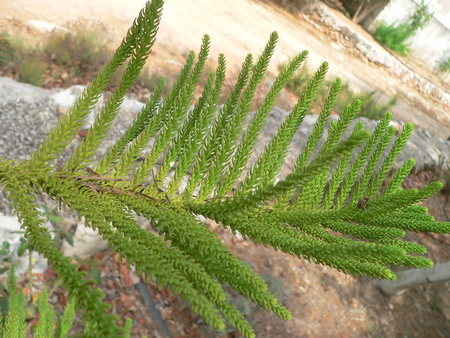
[374, 262, 450, 296]
[399, 128, 450, 172]
[27, 19, 64, 33]
[0, 77, 49, 106]
[60, 222, 108, 260]
[121, 98, 146, 113]
[51, 85, 87, 108]
[0, 215, 48, 282]
[0, 80, 61, 161]
[51, 85, 104, 130]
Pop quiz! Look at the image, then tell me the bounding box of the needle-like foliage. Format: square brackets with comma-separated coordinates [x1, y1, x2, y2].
[0, 265, 116, 337]
[1, 1, 449, 337]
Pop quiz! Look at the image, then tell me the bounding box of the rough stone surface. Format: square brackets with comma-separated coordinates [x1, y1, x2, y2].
[0, 77, 49, 106]
[60, 223, 108, 260]
[0, 215, 48, 282]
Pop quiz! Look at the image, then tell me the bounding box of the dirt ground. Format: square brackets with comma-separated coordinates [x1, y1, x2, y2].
[1, 0, 450, 337]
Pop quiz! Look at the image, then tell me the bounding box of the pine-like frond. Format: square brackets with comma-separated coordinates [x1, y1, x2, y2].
[1, 1, 449, 337]
[34, 288, 55, 337]
[55, 297, 76, 338]
[3, 265, 26, 338]
[28, 0, 164, 173]
[0, 167, 123, 336]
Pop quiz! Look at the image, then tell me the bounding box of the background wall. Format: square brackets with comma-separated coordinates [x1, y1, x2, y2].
[368, 0, 450, 70]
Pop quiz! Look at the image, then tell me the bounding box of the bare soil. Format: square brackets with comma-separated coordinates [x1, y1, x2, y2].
[2, 0, 450, 337]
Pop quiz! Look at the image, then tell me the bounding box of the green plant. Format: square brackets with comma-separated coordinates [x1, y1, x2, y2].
[2, 35, 47, 86]
[44, 26, 111, 80]
[429, 292, 443, 313]
[282, 60, 311, 92]
[0, 233, 32, 275]
[0, 33, 10, 65]
[409, 0, 433, 33]
[0, 1, 449, 337]
[136, 70, 165, 93]
[374, 22, 412, 55]
[0, 206, 72, 292]
[358, 91, 398, 121]
[0, 264, 126, 337]
[0, 242, 13, 275]
[2, 25, 111, 87]
[18, 59, 47, 87]
[1, 231, 36, 305]
[439, 58, 450, 73]
[73, 255, 101, 286]
[210, 263, 290, 336]
[374, 0, 433, 56]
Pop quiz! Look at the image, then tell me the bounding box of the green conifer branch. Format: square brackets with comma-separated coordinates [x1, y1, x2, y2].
[132, 51, 197, 188]
[209, 32, 278, 198]
[220, 50, 308, 198]
[3, 265, 26, 338]
[106, 76, 165, 178]
[239, 55, 319, 196]
[35, 288, 53, 336]
[161, 54, 225, 199]
[366, 122, 414, 198]
[153, 38, 215, 194]
[65, 0, 163, 171]
[384, 157, 415, 194]
[1, 171, 122, 336]
[350, 124, 397, 205]
[1, 1, 449, 336]
[297, 79, 341, 170]
[294, 98, 362, 209]
[27, 0, 164, 172]
[323, 121, 365, 209]
[55, 297, 76, 338]
[185, 54, 253, 200]
[334, 112, 393, 209]
[220, 129, 370, 211]
[275, 78, 342, 209]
